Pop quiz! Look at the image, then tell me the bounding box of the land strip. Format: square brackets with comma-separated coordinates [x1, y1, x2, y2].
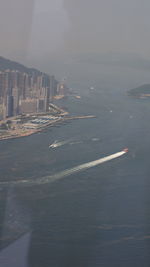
[0, 105, 96, 141]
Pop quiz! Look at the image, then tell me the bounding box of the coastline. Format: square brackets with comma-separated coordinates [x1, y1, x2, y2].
[0, 104, 96, 142]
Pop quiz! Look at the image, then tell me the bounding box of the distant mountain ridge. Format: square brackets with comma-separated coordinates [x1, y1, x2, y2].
[128, 84, 150, 97]
[0, 56, 44, 75]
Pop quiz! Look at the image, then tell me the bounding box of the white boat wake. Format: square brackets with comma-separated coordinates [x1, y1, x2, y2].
[49, 140, 71, 148]
[49, 137, 100, 149]
[92, 138, 100, 142]
[69, 141, 83, 145]
[0, 149, 128, 187]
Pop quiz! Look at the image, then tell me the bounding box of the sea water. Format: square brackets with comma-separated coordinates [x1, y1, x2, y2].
[0, 72, 150, 266]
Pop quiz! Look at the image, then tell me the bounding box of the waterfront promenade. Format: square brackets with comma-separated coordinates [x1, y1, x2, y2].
[0, 104, 96, 141]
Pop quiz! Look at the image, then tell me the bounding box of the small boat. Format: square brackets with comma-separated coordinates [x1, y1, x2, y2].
[49, 140, 70, 149]
[92, 138, 99, 142]
[123, 148, 129, 153]
[49, 140, 58, 148]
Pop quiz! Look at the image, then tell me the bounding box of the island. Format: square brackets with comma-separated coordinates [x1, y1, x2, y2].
[128, 84, 150, 98]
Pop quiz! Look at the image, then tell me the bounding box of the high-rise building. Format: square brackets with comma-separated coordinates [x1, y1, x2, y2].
[10, 70, 19, 89]
[22, 74, 28, 99]
[12, 87, 19, 116]
[0, 72, 5, 98]
[0, 68, 59, 118]
[37, 99, 45, 113]
[57, 81, 68, 96]
[43, 87, 50, 112]
[6, 95, 13, 118]
[20, 99, 38, 114]
[49, 75, 55, 101]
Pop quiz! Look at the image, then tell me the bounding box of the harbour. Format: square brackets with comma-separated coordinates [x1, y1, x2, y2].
[0, 110, 96, 141]
[0, 83, 150, 266]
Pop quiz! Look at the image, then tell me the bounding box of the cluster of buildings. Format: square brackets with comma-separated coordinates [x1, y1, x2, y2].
[0, 70, 68, 119]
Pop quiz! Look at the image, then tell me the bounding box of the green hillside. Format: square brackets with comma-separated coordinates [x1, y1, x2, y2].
[0, 56, 42, 75]
[128, 84, 150, 97]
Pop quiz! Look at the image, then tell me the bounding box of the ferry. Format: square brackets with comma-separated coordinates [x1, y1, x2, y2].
[49, 140, 69, 149]
[49, 140, 58, 148]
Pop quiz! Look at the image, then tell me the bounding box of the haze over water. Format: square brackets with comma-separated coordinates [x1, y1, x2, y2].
[0, 62, 150, 266]
[1, 0, 150, 265]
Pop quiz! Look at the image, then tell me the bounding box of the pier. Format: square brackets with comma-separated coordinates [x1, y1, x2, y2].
[0, 114, 96, 141]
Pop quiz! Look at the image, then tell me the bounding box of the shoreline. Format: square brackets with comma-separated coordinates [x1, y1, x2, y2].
[0, 105, 96, 142]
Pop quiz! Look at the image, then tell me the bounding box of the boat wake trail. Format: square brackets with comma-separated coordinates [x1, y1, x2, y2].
[0, 150, 128, 187]
[49, 137, 100, 149]
[49, 139, 71, 148]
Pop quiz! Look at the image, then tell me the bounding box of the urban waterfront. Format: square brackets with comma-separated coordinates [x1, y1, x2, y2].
[0, 81, 150, 266]
[0, 57, 69, 121]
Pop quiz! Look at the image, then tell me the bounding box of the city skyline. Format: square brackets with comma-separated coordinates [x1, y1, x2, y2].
[0, 65, 68, 119]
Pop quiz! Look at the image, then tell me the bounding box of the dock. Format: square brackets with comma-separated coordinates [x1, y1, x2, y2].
[0, 115, 96, 141]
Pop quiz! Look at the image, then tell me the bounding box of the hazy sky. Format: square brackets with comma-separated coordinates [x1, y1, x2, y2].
[64, 0, 150, 57]
[0, 0, 150, 63]
[29, 0, 69, 60]
[0, 0, 34, 60]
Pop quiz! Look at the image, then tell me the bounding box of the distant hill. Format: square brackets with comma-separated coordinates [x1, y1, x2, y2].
[128, 84, 150, 97]
[0, 56, 43, 75]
